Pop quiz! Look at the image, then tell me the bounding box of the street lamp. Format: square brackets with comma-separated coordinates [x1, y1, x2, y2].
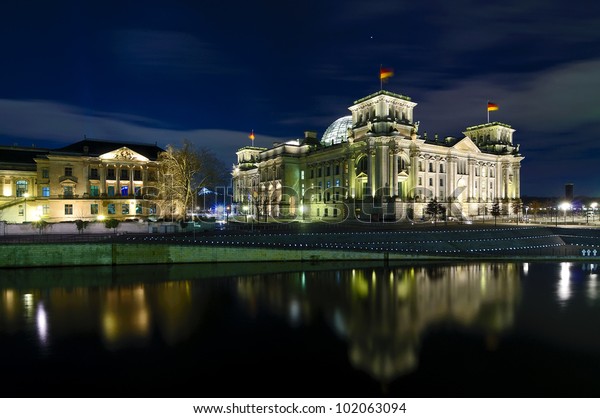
[23, 192, 30, 222]
[560, 202, 570, 224]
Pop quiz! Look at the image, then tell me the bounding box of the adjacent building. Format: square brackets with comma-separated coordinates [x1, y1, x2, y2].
[232, 90, 523, 221]
[0, 139, 164, 223]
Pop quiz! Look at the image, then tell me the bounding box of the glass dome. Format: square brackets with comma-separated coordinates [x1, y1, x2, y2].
[321, 116, 352, 147]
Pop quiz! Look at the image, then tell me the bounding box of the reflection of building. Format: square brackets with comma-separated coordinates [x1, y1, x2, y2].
[232, 90, 523, 221]
[235, 264, 521, 383]
[0, 139, 163, 223]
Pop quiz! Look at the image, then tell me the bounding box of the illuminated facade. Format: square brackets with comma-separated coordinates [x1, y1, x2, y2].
[232, 90, 523, 221]
[0, 139, 164, 223]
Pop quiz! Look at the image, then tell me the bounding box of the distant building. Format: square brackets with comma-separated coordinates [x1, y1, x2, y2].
[0, 139, 164, 223]
[565, 183, 574, 201]
[232, 90, 524, 221]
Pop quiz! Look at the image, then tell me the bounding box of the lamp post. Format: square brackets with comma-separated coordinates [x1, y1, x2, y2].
[592, 202, 598, 224]
[560, 202, 570, 225]
[23, 192, 30, 222]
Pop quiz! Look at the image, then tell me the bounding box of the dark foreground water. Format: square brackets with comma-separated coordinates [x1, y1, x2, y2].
[1, 261, 600, 397]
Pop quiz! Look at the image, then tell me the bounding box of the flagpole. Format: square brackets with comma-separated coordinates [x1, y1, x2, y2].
[487, 101, 489, 123]
[380, 64, 382, 90]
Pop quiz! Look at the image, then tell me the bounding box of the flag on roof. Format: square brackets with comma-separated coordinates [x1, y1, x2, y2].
[487, 102, 499, 111]
[380, 67, 394, 81]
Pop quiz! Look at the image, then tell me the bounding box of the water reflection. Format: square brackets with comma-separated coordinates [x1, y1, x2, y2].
[235, 263, 521, 382]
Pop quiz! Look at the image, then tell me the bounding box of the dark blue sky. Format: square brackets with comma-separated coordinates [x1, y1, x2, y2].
[1, 0, 600, 196]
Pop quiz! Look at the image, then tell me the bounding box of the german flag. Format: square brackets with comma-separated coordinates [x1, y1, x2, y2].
[487, 102, 499, 111]
[249, 130, 255, 141]
[380, 67, 394, 81]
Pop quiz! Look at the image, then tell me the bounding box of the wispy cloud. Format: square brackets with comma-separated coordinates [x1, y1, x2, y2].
[110, 29, 233, 78]
[0, 99, 283, 166]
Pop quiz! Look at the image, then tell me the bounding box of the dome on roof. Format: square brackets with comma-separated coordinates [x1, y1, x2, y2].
[321, 116, 352, 147]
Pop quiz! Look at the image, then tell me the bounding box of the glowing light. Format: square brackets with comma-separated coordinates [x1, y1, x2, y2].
[97, 215, 106, 221]
[557, 262, 571, 303]
[523, 263, 529, 275]
[36, 302, 49, 345]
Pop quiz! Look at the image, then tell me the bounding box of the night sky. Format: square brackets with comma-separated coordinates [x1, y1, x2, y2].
[1, 0, 599, 197]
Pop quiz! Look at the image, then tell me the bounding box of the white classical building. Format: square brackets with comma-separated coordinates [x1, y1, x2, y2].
[232, 90, 523, 221]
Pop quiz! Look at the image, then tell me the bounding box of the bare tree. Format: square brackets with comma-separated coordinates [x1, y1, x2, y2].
[158, 140, 227, 221]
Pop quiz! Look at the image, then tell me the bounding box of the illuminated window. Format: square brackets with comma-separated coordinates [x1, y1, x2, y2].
[16, 180, 28, 197]
[107, 186, 115, 197]
[122, 204, 129, 215]
[63, 186, 73, 197]
[64, 167, 73, 177]
[90, 204, 99, 215]
[107, 168, 115, 180]
[42, 168, 49, 179]
[42, 187, 50, 197]
[42, 205, 49, 215]
[64, 204, 73, 215]
[121, 186, 128, 196]
[136, 204, 142, 215]
[108, 204, 116, 214]
[120, 169, 128, 180]
[90, 185, 99, 197]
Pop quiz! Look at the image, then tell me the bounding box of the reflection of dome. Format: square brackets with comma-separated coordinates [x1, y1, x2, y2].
[321, 116, 352, 146]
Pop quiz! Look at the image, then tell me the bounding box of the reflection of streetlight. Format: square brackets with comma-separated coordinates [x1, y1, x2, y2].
[560, 202, 570, 224]
[23, 192, 30, 222]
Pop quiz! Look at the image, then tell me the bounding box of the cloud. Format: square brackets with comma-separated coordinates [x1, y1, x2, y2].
[0, 99, 283, 167]
[110, 29, 233, 78]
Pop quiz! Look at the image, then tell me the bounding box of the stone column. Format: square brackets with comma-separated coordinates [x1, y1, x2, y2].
[348, 155, 356, 199]
[513, 161, 521, 198]
[368, 147, 376, 197]
[392, 152, 399, 197]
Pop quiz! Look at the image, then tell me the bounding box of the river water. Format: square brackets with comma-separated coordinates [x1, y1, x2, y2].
[1, 261, 599, 397]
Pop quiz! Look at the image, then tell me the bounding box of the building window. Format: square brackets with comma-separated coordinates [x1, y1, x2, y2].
[65, 167, 73, 177]
[107, 168, 115, 180]
[335, 179, 340, 187]
[42, 205, 49, 215]
[324, 208, 329, 217]
[439, 164, 444, 173]
[335, 165, 340, 175]
[136, 204, 142, 215]
[18, 205, 24, 216]
[64, 204, 73, 215]
[429, 163, 434, 172]
[439, 179, 444, 187]
[121, 186, 129, 196]
[326, 181, 331, 189]
[326, 166, 331, 176]
[333, 208, 338, 217]
[149, 204, 156, 215]
[107, 186, 115, 197]
[16, 180, 28, 197]
[429, 178, 433, 186]
[122, 204, 129, 215]
[310, 169, 314, 179]
[90, 168, 99, 179]
[42, 168, 49, 179]
[300, 170, 305, 180]
[108, 204, 116, 214]
[120, 169, 128, 180]
[317, 168, 322, 177]
[148, 170, 157, 181]
[90, 185, 99, 197]
[134, 186, 141, 196]
[134, 170, 142, 181]
[418, 177, 422, 186]
[63, 186, 73, 197]
[91, 204, 99, 215]
[42, 187, 50, 197]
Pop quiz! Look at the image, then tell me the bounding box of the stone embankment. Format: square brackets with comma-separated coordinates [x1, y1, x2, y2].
[1, 225, 600, 268]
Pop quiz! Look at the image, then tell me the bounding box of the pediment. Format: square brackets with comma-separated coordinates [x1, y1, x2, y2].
[452, 136, 481, 153]
[99, 147, 149, 162]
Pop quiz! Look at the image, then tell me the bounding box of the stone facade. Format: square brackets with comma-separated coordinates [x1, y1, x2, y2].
[232, 90, 523, 221]
[0, 139, 164, 223]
